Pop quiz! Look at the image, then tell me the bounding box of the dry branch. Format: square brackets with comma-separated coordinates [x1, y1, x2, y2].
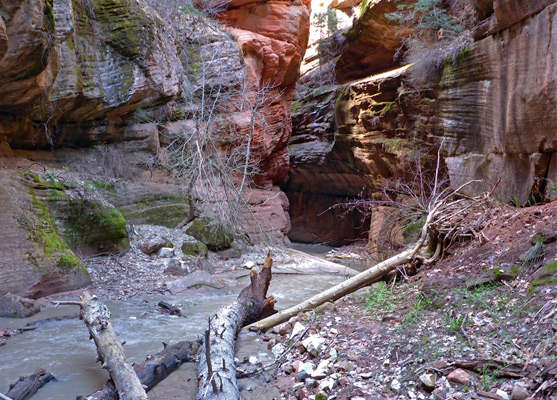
[197, 252, 275, 400]
[4, 368, 55, 400]
[74, 292, 147, 400]
[81, 340, 198, 400]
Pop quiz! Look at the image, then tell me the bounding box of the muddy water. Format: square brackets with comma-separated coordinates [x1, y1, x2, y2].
[0, 274, 344, 399]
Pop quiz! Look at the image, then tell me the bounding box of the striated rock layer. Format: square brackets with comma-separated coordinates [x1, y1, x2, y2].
[287, 0, 556, 245]
[0, 0, 311, 296]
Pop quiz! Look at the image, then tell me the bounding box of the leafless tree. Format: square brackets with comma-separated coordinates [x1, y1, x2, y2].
[144, 4, 282, 241]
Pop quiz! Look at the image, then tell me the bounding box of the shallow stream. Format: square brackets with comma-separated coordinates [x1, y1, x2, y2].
[0, 273, 344, 399]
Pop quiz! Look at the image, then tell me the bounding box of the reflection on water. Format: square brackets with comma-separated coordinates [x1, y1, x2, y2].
[0, 274, 344, 399]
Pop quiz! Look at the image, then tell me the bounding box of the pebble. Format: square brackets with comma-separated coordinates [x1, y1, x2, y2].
[419, 372, 436, 389]
[291, 322, 306, 338]
[511, 385, 529, 400]
[447, 368, 473, 385]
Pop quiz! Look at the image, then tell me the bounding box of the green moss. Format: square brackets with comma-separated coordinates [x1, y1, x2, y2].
[182, 240, 208, 257]
[57, 253, 84, 271]
[27, 188, 84, 271]
[84, 179, 117, 193]
[93, 0, 155, 60]
[186, 217, 234, 251]
[531, 261, 557, 288]
[64, 199, 129, 252]
[403, 216, 425, 242]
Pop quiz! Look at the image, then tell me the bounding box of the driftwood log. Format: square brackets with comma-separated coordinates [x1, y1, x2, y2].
[81, 340, 199, 400]
[4, 368, 55, 400]
[246, 181, 482, 332]
[60, 292, 147, 400]
[197, 252, 276, 400]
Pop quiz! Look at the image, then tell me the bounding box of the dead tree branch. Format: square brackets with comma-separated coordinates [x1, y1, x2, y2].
[4, 369, 55, 400]
[73, 292, 147, 400]
[246, 181, 482, 332]
[197, 252, 275, 399]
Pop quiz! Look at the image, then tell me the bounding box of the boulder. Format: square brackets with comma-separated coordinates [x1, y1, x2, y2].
[186, 217, 234, 251]
[182, 240, 208, 257]
[139, 238, 167, 255]
[157, 247, 175, 258]
[0, 293, 41, 318]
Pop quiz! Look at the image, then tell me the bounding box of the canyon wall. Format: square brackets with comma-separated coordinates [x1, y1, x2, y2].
[0, 0, 310, 297]
[286, 0, 556, 245]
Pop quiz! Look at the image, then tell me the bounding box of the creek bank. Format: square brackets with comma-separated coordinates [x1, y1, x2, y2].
[266, 201, 557, 400]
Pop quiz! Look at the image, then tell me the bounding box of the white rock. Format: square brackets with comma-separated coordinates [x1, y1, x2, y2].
[329, 348, 338, 360]
[248, 356, 258, 364]
[312, 360, 330, 379]
[302, 335, 326, 357]
[271, 343, 286, 358]
[318, 377, 336, 391]
[290, 321, 306, 338]
[243, 261, 255, 269]
[419, 372, 436, 389]
[391, 378, 401, 391]
[157, 247, 175, 258]
[496, 389, 509, 400]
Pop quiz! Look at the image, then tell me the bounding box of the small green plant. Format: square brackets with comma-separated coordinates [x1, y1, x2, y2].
[480, 365, 501, 391]
[512, 196, 521, 207]
[445, 314, 467, 332]
[364, 281, 395, 313]
[401, 293, 432, 328]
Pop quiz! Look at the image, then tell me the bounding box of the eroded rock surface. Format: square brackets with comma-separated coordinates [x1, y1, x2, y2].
[287, 0, 556, 245]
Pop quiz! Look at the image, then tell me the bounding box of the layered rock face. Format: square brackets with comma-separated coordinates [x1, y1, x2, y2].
[0, 0, 310, 296]
[0, 0, 182, 148]
[434, 0, 557, 204]
[286, 0, 556, 245]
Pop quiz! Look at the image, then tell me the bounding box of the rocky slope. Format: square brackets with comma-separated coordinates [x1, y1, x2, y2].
[285, 0, 556, 245]
[0, 0, 310, 297]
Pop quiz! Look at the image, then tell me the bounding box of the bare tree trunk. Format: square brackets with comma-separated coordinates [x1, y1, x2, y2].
[72, 292, 148, 400]
[82, 340, 198, 400]
[245, 200, 446, 332]
[4, 368, 55, 400]
[197, 253, 275, 400]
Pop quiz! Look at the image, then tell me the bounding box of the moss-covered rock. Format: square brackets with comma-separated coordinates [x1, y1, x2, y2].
[181, 240, 208, 257]
[532, 260, 557, 288]
[63, 199, 129, 253]
[186, 217, 233, 251]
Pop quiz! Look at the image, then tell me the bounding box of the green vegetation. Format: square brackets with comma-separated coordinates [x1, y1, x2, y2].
[364, 281, 395, 313]
[402, 215, 425, 242]
[386, 0, 463, 41]
[63, 199, 129, 251]
[444, 314, 467, 333]
[531, 260, 557, 289]
[182, 240, 208, 257]
[26, 188, 84, 272]
[186, 216, 234, 251]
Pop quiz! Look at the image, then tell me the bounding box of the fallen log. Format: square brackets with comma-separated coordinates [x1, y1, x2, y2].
[197, 252, 275, 400]
[58, 292, 147, 400]
[245, 182, 481, 332]
[81, 340, 199, 400]
[4, 368, 55, 400]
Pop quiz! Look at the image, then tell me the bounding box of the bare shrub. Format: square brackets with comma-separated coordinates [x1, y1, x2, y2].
[139, 6, 283, 243]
